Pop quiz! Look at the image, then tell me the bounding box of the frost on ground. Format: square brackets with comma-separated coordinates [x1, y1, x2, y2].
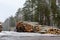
[0, 31, 60, 40]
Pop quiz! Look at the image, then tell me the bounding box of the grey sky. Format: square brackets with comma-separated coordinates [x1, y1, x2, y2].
[0, 0, 26, 22]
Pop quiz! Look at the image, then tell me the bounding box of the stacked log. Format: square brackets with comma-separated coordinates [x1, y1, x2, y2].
[16, 21, 34, 32]
[47, 28, 60, 34]
[16, 21, 60, 34]
[0, 22, 2, 32]
[16, 21, 25, 32]
[0, 25, 2, 32]
[34, 25, 41, 33]
[24, 24, 34, 32]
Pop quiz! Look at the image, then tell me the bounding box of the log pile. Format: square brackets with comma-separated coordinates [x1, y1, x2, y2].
[16, 21, 25, 32]
[16, 21, 40, 32]
[24, 24, 34, 32]
[47, 28, 60, 34]
[34, 25, 41, 33]
[16, 21, 60, 34]
[0, 22, 2, 32]
[0, 25, 2, 32]
[16, 21, 34, 32]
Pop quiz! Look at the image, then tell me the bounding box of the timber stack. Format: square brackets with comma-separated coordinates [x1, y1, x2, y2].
[0, 22, 2, 32]
[16, 21, 60, 34]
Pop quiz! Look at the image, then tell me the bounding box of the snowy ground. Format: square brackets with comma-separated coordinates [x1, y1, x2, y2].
[0, 31, 60, 40]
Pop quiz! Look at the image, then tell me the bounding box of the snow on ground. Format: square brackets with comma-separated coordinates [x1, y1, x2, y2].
[0, 31, 60, 40]
[0, 31, 60, 36]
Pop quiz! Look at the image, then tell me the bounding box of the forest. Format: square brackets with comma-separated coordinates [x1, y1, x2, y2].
[3, 0, 60, 30]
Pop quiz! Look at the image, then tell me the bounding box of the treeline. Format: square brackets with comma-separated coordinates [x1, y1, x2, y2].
[4, 0, 60, 29]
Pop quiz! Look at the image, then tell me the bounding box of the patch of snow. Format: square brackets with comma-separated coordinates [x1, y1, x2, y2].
[0, 31, 60, 36]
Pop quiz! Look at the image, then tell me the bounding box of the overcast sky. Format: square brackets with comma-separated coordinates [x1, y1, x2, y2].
[0, 0, 26, 22]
